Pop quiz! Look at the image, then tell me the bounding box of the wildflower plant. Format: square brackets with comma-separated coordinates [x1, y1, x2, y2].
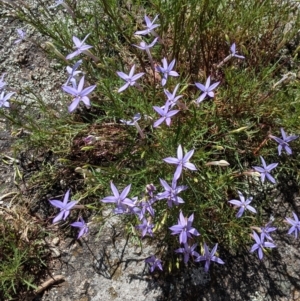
[252, 156, 278, 184]
[261, 222, 277, 242]
[195, 243, 225, 272]
[153, 102, 179, 127]
[228, 191, 257, 218]
[157, 178, 187, 207]
[217, 43, 245, 67]
[156, 58, 179, 86]
[14, 28, 26, 44]
[163, 145, 197, 181]
[64, 59, 83, 86]
[285, 212, 300, 239]
[269, 128, 298, 155]
[169, 211, 200, 244]
[1, 0, 300, 295]
[195, 76, 220, 104]
[120, 113, 141, 126]
[71, 217, 89, 239]
[120, 113, 145, 139]
[133, 37, 158, 70]
[250, 231, 276, 260]
[117, 65, 144, 92]
[62, 76, 96, 112]
[66, 34, 93, 60]
[101, 182, 134, 214]
[229, 43, 245, 60]
[145, 255, 163, 272]
[0, 91, 14, 108]
[49, 189, 77, 223]
[48, 0, 65, 9]
[175, 243, 200, 264]
[164, 84, 183, 108]
[135, 15, 160, 37]
[251, 221, 277, 242]
[136, 218, 154, 238]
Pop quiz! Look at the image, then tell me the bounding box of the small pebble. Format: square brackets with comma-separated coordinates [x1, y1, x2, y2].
[50, 247, 61, 258]
[52, 237, 60, 246]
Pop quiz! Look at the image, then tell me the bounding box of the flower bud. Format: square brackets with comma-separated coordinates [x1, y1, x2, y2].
[83, 135, 97, 145]
[205, 160, 230, 166]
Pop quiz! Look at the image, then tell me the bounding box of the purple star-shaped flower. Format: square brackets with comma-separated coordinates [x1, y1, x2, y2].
[70, 217, 89, 239]
[48, 0, 64, 8]
[62, 76, 96, 113]
[195, 243, 225, 272]
[48, 0, 65, 8]
[117, 65, 144, 93]
[228, 191, 257, 218]
[195, 76, 220, 104]
[120, 113, 141, 125]
[169, 211, 200, 244]
[66, 34, 93, 60]
[132, 185, 157, 219]
[139, 198, 156, 219]
[269, 128, 298, 156]
[253, 156, 278, 184]
[64, 59, 82, 86]
[124, 196, 142, 216]
[250, 231, 276, 260]
[127, 205, 142, 215]
[153, 101, 179, 127]
[156, 58, 179, 86]
[145, 255, 163, 272]
[163, 144, 197, 180]
[49, 189, 77, 223]
[133, 38, 158, 70]
[157, 178, 187, 207]
[0, 91, 15, 108]
[135, 15, 160, 36]
[133, 37, 158, 51]
[120, 113, 145, 139]
[286, 212, 300, 239]
[136, 218, 154, 238]
[164, 84, 183, 108]
[260, 221, 277, 242]
[175, 243, 200, 264]
[14, 28, 26, 44]
[101, 182, 134, 214]
[230, 43, 245, 59]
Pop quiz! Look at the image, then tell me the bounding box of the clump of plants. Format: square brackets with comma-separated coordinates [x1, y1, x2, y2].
[0, 206, 47, 300]
[0, 0, 300, 295]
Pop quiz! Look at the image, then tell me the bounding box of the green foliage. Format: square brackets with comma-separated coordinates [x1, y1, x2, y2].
[0, 0, 300, 276]
[0, 207, 46, 300]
